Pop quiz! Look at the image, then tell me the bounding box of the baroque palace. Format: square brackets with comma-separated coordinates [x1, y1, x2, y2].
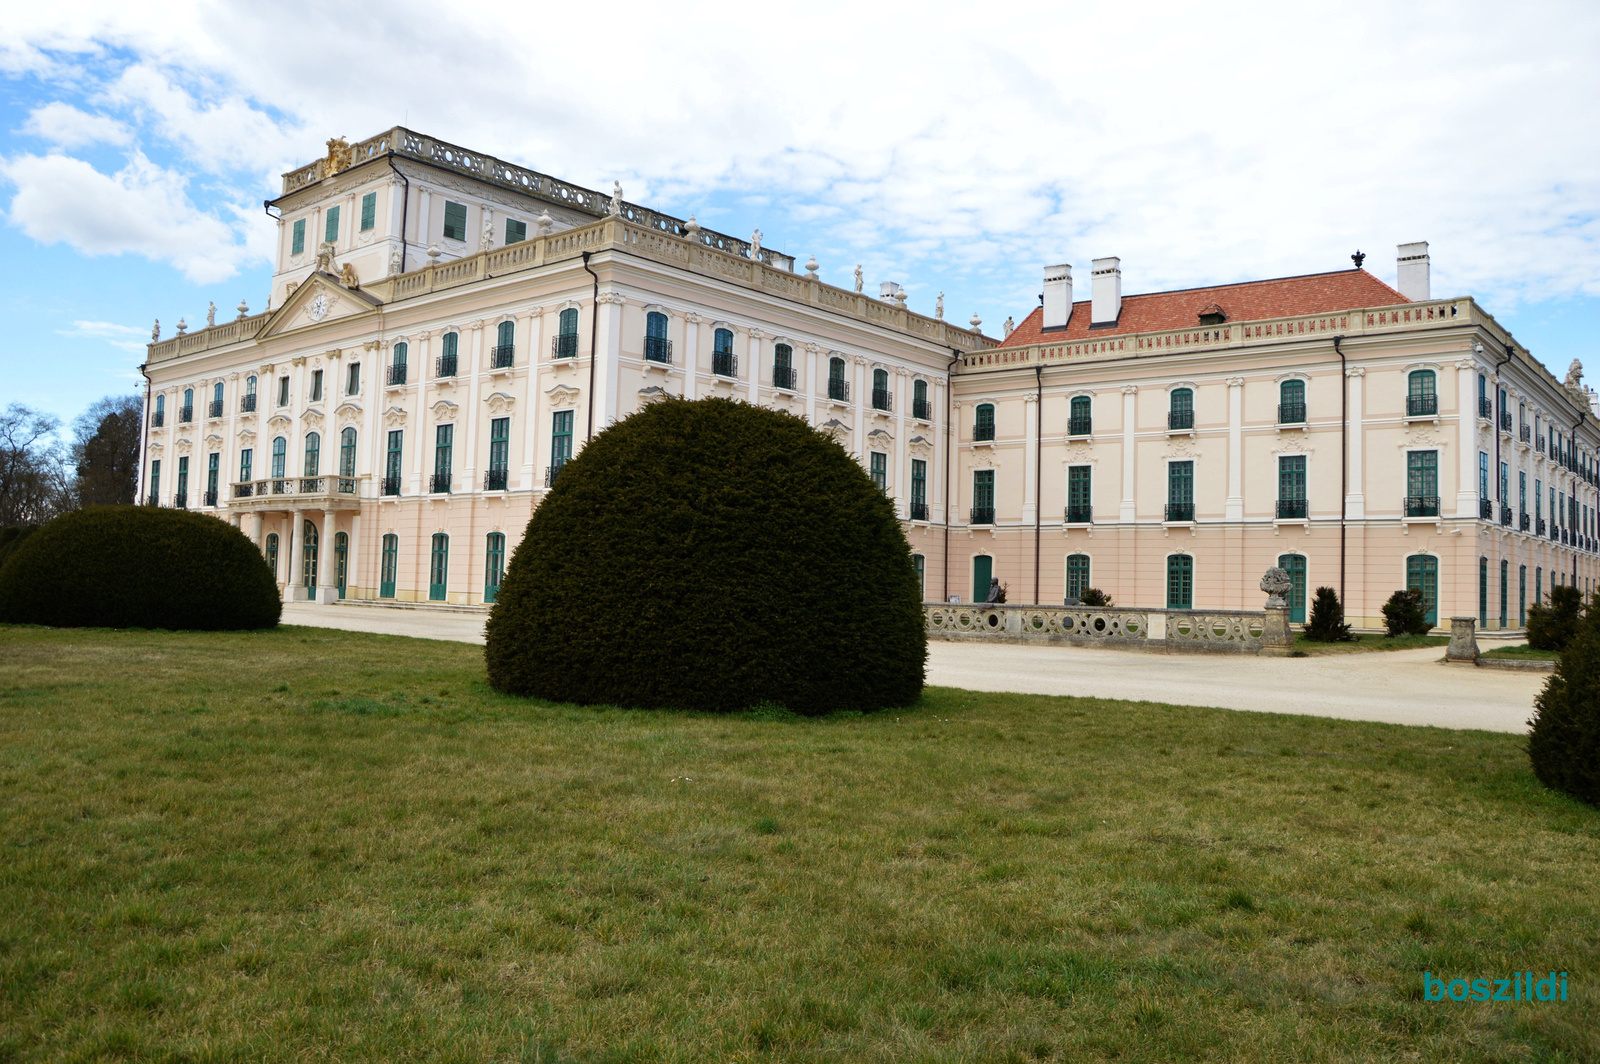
[138, 128, 1600, 631]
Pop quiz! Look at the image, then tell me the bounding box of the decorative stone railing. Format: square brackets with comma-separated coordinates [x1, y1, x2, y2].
[925, 603, 1274, 653]
[146, 313, 270, 364]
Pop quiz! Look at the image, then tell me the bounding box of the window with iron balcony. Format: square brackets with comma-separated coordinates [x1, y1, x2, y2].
[1278, 380, 1306, 425]
[209, 399, 223, 419]
[436, 333, 459, 377]
[871, 368, 891, 412]
[1479, 396, 1493, 419]
[1068, 395, 1092, 436]
[151, 409, 164, 427]
[1499, 411, 1513, 433]
[1168, 388, 1194, 430]
[974, 403, 996, 441]
[711, 328, 735, 375]
[491, 320, 515, 368]
[913, 379, 931, 421]
[1407, 495, 1441, 517]
[1521, 512, 1532, 531]
[1479, 498, 1494, 519]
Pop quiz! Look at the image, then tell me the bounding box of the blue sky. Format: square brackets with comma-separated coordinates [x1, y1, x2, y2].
[3, 1, 1598, 431]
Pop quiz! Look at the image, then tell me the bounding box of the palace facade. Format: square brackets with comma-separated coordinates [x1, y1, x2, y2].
[138, 128, 1600, 631]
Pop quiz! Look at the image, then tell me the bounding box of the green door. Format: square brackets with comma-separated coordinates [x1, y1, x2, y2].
[1407, 555, 1438, 628]
[1278, 554, 1307, 623]
[334, 532, 348, 599]
[484, 533, 505, 604]
[302, 520, 319, 590]
[429, 534, 449, 602]
[1166, 555, 1193, 609]
[380, 534, 398, 598]
[973, 555, 993, 604]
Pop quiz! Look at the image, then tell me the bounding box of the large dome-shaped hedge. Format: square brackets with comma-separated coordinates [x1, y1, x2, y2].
[0, 506, 281, 630]
[485, 397, 925, 714]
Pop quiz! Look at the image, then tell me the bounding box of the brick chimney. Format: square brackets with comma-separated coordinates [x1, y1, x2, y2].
[1091, 257, 1121, 325]
[1042, 264, 1072, 330]
[1397, 242, 1430, 301]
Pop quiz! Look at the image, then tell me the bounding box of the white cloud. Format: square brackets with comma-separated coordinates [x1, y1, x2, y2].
[98, 63, 303, 175]
[21, 101, 130, 147]
[58, 319, 148, 352]
[0, 150, 255, 282]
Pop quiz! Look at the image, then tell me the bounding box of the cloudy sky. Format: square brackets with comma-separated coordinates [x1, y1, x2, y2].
[3, 0, 1598, 425]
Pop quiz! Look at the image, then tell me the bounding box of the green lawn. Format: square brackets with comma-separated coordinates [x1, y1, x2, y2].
[1292, 632, 1452, 655]
[1481, 644, 1559, 662]
[1, 625, 1595, 1063]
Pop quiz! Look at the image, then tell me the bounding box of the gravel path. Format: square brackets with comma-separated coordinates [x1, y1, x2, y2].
[282, 603, 1541, 733]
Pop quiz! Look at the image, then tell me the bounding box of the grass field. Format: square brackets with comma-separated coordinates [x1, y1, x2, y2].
[1481, 644, 1560, 662]
[1, 624, 1596, 1063]
[1292, 633, 1451, 655]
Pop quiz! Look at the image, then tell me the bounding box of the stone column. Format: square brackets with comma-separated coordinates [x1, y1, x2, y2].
[1346, 367, 1366, 519]
[1457, 358, 1480, 519]
[316, 512, 338, 604]
[746, 328, 762, 406]
[595, 291, 624, 430]
[411, 332, 431, 494]
[348, 511, 361, 600]
[1120, 385, 1138, 522]
[1260, 605, 1295, 656]
[1022, 392, 1039, 524]
[852, 355, 868, 457]
[462, 320, 484, 490]
[682, 313, 702, 401]
[251, 512, 264, 548]
[1446, 616, 1479, 663]
[288, 509, 305, 601]
[804, 342, 819, 426]
[1226, 377, 1244, 521]
[520, 307, 542, 490]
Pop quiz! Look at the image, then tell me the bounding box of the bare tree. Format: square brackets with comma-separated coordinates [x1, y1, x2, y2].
[72, 394, 144, 508]
[0, 405, 70, 526]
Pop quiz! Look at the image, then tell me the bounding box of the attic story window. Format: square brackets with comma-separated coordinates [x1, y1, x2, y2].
[1197, 303, 1227, 326]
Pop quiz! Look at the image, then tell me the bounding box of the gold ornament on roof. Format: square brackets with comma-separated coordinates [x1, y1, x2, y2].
[323, 136, 352, 178]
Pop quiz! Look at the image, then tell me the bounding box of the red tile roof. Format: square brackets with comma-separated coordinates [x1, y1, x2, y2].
[997, 269, 1409, 348]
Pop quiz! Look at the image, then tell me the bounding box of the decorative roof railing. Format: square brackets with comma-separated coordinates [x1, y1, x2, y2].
[277, 127, 794, 270]
[148, 215, 995, 363]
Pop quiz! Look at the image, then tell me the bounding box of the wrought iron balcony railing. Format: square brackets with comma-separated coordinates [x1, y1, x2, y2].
[773, 365, 798, 391]
[203, 489, 218, 507]
[240, 394, 256, 412]
[544, 461, 567, 487]
[1521, 512, 1531, 532]
[388, 364, 408, 385]
[151, 411, 164, 427]
[233, 482, 253, 498]
[1165, 501, 1195, 522]
[179, 406, 193, 423]
[828, 378, 849, 402]
[300, 477, 325, 493]
[1478, 396, 1493, 419]
[1500, 505, 1513, 527]
[1499, 412, 1513, 434]
[430, 472, 451, 493]
[435, 354, 457, 378]
[1536, 436, 1546, 453]
[1168, 409, 1194, 430]
[712, 350, 736, 376]
[1537, 517, 1547, 536]
[1276, 498, 1308, 519]
[1407, 495, 1442, 517]
[208, 400, 223, 419]
[913, 397, 933, 421]
[969, 506, 995, 525]
[1479, 498, 1494, 520]
[146, 493, 159, 506]
[973, 422, 995, 442]
[484, 468, 509, 491]
[1065, 504, 1093, 524]
[872, 388, 892, 412]
[909, 500, 928, 521]
[1278, 402, 1306, 425]
[1067, 415, 1092, 436]
[645, 336, 673, 364]
[382, 475, 401, 496]
[174, 492, 188, 509]
[1407, 393, 1438, 417]
[1520, 425, 1532, 443]
[490, 345, 515, 369]
[552, 333, 578, 358]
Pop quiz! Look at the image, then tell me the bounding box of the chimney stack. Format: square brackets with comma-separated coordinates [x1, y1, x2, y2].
[1396, 241, 1430, 301]
[1091, 257, 1121, 325]
[1042, 264, 1072, 330]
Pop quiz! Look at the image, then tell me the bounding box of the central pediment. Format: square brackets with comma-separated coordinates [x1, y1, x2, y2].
[255, 272, 383, 340]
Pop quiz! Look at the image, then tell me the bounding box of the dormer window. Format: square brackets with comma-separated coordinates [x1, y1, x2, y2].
[1197, 303, 1227, 326]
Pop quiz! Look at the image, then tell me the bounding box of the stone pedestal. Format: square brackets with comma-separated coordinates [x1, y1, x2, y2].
[1446, 616, 1479, 663]
[1259, 604, 1295, 656]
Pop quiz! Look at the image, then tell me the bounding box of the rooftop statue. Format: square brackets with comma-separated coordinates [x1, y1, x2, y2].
[1566, 359, 1584, 390]
[854, 265, 864, 293]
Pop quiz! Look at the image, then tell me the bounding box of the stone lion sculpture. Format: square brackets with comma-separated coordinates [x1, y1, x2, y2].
[1260, 566, 1293, 608]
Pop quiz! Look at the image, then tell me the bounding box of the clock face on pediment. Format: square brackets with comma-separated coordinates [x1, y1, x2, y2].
[309, 292, 329, 321]
[255, 276, 381, 341]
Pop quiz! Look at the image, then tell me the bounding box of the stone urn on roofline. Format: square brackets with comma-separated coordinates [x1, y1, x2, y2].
[1259, 566, 1296, 656]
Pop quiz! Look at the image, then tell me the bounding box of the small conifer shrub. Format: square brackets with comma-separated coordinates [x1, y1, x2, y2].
[1303, 586, 1353, 642]
[1078, 587, 1113, 608]
[485, 397, 925, 714]
[1381, 588, 1430, 637]
[1528, 601, 1600, 806]
[0, 506, 280, 630]
[1527, 585, 1584, 652]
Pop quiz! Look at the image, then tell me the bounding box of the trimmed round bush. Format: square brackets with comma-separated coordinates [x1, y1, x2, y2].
[0, 506, 281, 630]
[1529, 605, 1600, 806]
[485, 397, 925, 714]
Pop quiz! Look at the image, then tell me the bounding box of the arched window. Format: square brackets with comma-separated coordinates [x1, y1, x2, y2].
[302, 519, 319, 590]
[497, 319, 514, 348]
[1277, 553, 1307, 623]
[1478, 556, 1489, 628]
[391, 342, 409, 385]
[339, 427, 357, 479]
[265, 533, 279, 578]
[1066, 554, 1091, 602]
[246, 375, 257, 395]
[828, 356, 848, 401]
[334, 531, 348, 599]
[1166, 555, 1193, 609]
[243, 375, 257, 412]
[913, 378, 930, 420]
[555, 307, 579, 358]
[713, 328, 735, 376]
[1407, 554, 1438, 628]
[438, 332, 459, 377]
[491, 321, 514, 368]
[773, 343, 795, 390]
[212, 381, 224, 416]
[1068, 395, 1091, 435]
[429, 534, 450, 601]
[271, 436, 287, 479]
[1168, 388, 1193, 430]
[304, 432, 321, 477]
[380, 534, 398, 598]
[1279, 379, 1306, 424]
[485, 532, 506, 604]
[154, 393, 165, 426]
[644, 311, 670, 363]
[1407, 369, 1436, 416]
[181, 388, 193, 422]
[872, 368, 890, 411]
[974, 403, 995, 441]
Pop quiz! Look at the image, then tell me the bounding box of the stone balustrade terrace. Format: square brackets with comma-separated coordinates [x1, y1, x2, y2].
[926, 603, 1273, 653]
